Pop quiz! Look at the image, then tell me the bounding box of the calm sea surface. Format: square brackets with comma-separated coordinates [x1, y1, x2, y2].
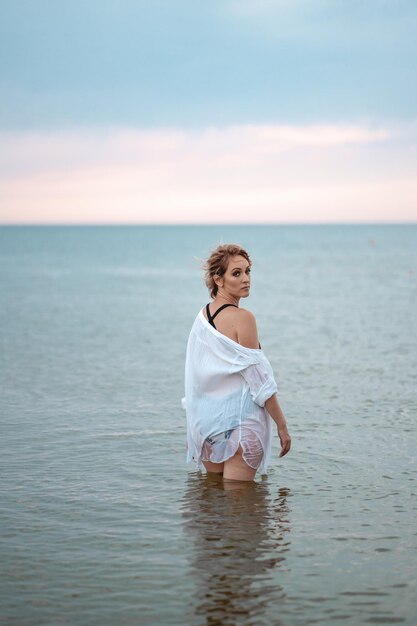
[0, 224, 416, 626]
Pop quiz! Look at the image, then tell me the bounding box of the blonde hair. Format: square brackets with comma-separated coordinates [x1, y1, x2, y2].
[202, 243, 252, 298]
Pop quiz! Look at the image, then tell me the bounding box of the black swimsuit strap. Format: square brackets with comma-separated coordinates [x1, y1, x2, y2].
[211, 303, 238, 321]
[205, 303, 215, 327]
[206, 303, 237, 328]
[205, 302, 261, 349]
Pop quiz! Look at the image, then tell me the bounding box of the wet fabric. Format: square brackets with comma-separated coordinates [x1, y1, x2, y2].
[181, 307, 278, 475]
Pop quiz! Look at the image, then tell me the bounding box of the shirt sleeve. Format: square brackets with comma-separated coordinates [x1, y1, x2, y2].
[239, 360, 278, 407]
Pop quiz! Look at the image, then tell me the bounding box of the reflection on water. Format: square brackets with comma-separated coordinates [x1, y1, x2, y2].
[181, 473, 291, 625]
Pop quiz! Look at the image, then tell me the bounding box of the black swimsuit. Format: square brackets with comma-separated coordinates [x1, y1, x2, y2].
[205, 303, 261, 349]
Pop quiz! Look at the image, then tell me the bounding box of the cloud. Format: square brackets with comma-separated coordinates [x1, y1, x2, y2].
[0, 122, 416, 223]
[217, 0, 417, 64]
[0, 123, 390, 175]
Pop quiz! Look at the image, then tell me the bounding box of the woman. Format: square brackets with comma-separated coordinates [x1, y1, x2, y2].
[182, 243, 291, 482]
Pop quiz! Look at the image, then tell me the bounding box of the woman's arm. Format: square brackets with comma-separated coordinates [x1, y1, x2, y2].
[237, 310, 292, 457]
[265, 393, 286, 428]
[265, 394, 291, 457]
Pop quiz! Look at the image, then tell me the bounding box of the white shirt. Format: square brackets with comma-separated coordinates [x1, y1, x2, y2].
[182, 307, 278, 476]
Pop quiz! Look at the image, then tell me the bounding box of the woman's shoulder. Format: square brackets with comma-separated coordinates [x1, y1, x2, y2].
[235, 307, 259, 349]
[235, 306, 257, 324]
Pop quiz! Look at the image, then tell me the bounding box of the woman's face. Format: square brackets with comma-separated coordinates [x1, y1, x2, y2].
[216, 255, 251, 298]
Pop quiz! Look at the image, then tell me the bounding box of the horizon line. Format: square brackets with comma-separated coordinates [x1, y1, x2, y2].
[1, 221, 416, 227]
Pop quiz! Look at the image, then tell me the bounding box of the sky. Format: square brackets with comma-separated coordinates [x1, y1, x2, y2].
[0, 0, 416, 224]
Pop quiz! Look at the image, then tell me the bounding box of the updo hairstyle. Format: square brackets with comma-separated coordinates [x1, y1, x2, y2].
[203, 243, 251, 298]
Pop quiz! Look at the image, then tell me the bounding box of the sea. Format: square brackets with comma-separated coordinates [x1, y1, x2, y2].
[0, 224, 416, 626]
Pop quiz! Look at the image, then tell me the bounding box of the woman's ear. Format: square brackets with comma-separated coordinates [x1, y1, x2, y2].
[213, 273, 223, 288]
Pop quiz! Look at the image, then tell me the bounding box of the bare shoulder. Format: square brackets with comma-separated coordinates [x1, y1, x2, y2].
[236, 307, 259, 349]
[236, 307, 257, 323]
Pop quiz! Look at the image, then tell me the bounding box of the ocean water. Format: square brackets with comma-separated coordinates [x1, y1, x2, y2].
[0, 224, 416, 626]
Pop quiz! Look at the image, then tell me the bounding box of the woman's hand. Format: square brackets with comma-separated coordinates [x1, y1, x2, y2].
[278, 424, 291, 457]
[264, 394, 292, 457]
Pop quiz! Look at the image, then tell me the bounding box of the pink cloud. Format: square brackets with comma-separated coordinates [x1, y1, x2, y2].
[0, 122, 415, 223]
